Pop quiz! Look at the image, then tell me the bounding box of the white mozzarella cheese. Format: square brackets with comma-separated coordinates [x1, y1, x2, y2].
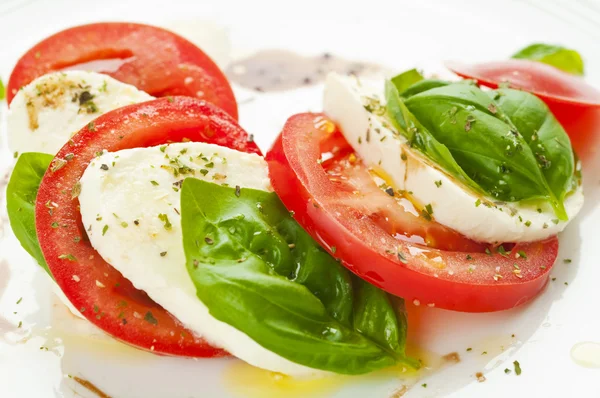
[161, 20, 231, 68]
[8, 71, 153, 155]
[323, 73, 584, 244]
[79, 142, 323, 377]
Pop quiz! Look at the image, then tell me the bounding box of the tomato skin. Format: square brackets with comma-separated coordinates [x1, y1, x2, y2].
[7, 22, 238, 119]
[36, 97, 260, 357]
[545, 101, 600, 161]
[446, 60, 600, 106]
[446, 59, 600, 155]
[267, 113, 558, 313]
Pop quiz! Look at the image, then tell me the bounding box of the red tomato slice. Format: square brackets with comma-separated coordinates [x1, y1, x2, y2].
[7, 22, 238, 119]
[446, 59, 600, 106]
[267, 113, 558, 313]
[321, 135, 485, 253]
[36, 97, 260, 357]
[446, 59, 600, 154]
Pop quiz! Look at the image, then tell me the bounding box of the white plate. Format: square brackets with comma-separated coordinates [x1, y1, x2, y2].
[1, 0, 600, 397]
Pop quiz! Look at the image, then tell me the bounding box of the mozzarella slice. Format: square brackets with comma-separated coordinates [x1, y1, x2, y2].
[8, 71, 153, 155]
[323, 73, 584, 243]
[161, 20, 231, 68]
[79, 142, 323, 377]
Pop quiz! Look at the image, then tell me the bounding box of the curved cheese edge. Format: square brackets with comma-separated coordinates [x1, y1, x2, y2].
[161, 20, 231, 68]
[8, 71, 154, 156]
[78, 142, 326, 377]
[323, 72, 584, 244]
[51, 280, 85, 319]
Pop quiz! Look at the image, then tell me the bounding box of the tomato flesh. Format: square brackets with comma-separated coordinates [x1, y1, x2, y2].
[267, 113, 558, 312]
[446, 59, 600, 155]
[36, 97, 260, 357]
[446, 59, 600, 106]
[321, 134, 485, 252]
[7, 22, 238, 119]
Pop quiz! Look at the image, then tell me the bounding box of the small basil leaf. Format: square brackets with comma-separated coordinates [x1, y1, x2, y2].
[493, 88, 575, 206]
[512, 43, 584, 75]
[391, 69, 424, 94]
[181, 178, 415, 374]
[0, 78, 5, 101]
[6, 152, 53, 275]
[404, 83, 566, 218]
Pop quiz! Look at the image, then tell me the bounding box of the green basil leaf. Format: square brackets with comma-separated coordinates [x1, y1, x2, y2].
[399, 78, 450, 98]
[402, 83, 567, 218]
[181, 178, 417, 374]
[6, 153, 53, 274]
[493, 88, 575, 205]
[391, 68, 424, 94]
[352, 277, 406, 355]
[512, 43, 584, 75]
[385, 80, 481, 191]
[0, 78, 5, 101]
[275, 216, 354, 324]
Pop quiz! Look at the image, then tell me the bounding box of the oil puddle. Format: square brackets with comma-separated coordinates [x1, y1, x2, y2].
[223, 346, 458, 398]
[571, 341, 600, 368]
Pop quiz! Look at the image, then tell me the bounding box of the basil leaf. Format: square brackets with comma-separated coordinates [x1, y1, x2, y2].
[0, 78, 5, 101]
[493, 88, 575, 205]
[391, 68, 424, 94]
[181, 178, 417, 374]
[385, 80, 481, 191]
[512, 43, 584, 75]
[352, 277, 406, 355]
[275, 216, 354, 324]
[402, 83, 567, 219]
[6, 153, 53, 274]
[399, 79, 450, 98]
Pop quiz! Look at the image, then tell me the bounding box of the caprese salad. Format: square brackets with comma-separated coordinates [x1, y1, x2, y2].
[3, 23, 597, 378]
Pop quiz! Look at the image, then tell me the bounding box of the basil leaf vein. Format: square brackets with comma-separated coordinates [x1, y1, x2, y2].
[181, 178, 417, 374]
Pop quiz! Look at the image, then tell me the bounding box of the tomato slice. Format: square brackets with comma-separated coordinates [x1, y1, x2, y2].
[7, 22, 238, 119]
[446, 59, 600, 106]
[446, 59, 600, 155]
[321, 134, 485, 253]
[267, 113, 558, 313]
[36, 97, 260, 357]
